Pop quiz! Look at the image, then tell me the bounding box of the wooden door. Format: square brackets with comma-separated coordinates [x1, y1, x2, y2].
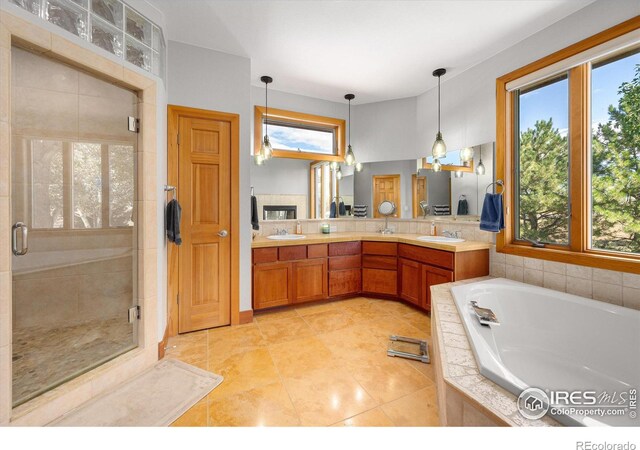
[412, 174, 427, 218]
[398, 258, 421, 306]
[421, 264, 454, 311]
[293, 259, 328, 303]
[177, 114, 232, 332]
[373, 175, 401, 217]
[254, 262, 293, 309]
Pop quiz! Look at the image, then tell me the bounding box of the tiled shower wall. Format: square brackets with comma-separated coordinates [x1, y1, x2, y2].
[254, 217, 640, 311]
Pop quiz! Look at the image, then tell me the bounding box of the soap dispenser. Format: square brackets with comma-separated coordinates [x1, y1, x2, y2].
[430, 221, 436, 236]
[296, 220, 302, 235]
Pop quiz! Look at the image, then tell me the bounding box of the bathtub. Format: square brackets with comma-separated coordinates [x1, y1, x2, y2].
[450, 278, 640, 427]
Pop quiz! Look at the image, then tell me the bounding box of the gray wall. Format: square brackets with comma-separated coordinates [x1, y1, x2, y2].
[250, 158, 310, 195]
[167, 40, 253, 312]
[353, 159, 417, 218]
[425, 171, 451, 210]
[449, 142, 495, 216]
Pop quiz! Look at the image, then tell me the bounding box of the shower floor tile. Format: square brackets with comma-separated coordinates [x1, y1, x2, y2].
[12, 317, 134, 407]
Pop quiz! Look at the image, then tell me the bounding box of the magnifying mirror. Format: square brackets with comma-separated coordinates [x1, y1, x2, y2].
[377, 201, 396, 234]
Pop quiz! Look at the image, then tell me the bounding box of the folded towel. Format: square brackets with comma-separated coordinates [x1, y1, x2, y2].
[339, 201, 346, 216]
[353, 205, 367, 218]
[457, 198, 469, 215]
[166, 198, 182, 245]
[330, 201, 337, 218]
[251, 195, 259, 230]
[433, 204, 450, 216]
[480, 193, 505, 232]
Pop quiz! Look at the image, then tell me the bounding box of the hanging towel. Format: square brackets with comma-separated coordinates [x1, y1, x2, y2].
[166, 198, 182, 245]
[339, 201, 346, 216]
[457, 198, 469, 215]
[251, 195, 260, 230]
[353, 205, 367, 218]
[330, 201, 337, 218]
[480, 193, 505, 232]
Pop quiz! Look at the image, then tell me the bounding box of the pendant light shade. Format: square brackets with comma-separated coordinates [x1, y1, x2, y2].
[336, 165, 343, 180]
[431, 68, 447, 159]
[344, 94, 356, 166]
[454, 170, 464, 178]
[355, 162, 364, 172]
[432, 159, 442, 172]
[260, 75, 273, 161]
[476, 147, 485, 175]
[460, 147, 474, 163]
[254, 153, 265, 166]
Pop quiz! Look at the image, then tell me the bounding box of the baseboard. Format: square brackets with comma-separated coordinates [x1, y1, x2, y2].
[239, 309, 254, 324]
[158, 324, 170, 360]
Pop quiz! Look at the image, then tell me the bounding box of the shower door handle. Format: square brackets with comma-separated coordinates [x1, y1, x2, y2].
[12, 222, 29, 256]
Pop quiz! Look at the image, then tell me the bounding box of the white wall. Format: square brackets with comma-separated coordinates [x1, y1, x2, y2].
[415, 0, 640, 153]
[167, 40, 253, 313]
[251, 158, 310, 195]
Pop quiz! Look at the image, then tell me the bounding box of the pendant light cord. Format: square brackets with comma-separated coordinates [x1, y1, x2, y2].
[437, 75, 441, 134]
[348, 98, 351, 146]
[265, 81, 268, 137]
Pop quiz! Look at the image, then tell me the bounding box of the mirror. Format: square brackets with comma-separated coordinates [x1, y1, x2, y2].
[378, 200, 396, 216]
[250, 141, 494, 220]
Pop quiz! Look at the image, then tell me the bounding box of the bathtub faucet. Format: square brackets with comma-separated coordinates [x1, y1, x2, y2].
[470, 301, 500, 326]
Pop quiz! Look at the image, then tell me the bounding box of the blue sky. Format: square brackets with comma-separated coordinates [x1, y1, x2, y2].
[519, 51, 639, 134]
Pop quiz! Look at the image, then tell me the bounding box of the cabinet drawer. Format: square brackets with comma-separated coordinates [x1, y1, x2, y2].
[329, 254, 361, 271]
[362, 255, 397, 270]
[398, 244, 454, 270]
[253, 247, 278, 264]
[307, 244, 328, 259]
[329, 269, 361, 297]
[362, 268, 397, 296]
[329, 241, 361, 256]
[362, 241, 397, 256]
[278, 245, 307, 261]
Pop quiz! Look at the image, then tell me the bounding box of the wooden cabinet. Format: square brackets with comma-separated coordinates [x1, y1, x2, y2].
[293, 258, 328, 303]
[253, 262, 293, 309]
[398, 258, 421, 306]
[253, 240, 489, 312]
[422, 264, 454, 311]
[361, 241, 398, 296]
[328, 242, 361, 297]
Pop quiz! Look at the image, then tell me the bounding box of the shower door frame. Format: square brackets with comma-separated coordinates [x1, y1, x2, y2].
[0, 9, 159, 426]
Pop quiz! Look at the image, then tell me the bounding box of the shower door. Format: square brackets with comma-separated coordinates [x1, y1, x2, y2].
[10, 47, 139, 407]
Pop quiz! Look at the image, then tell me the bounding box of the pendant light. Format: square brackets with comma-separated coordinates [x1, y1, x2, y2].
[336, 165, 343, 180]
[355, 162, 363, 172]
[454, 170, 464, 178]
[260, 75, 273, 161]
[476, 146, 486, 175]
[432, 159, 442, 172]
[431, 68, 447, 159]
[344, 94, 356, 166]
[460, 147, 474, 163]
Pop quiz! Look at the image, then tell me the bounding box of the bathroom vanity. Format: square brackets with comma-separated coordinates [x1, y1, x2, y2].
[251, 234, 490, 311]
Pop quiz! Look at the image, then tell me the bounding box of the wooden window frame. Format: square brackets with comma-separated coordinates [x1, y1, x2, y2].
[496, 15, 640, 274]
[254, 106, 345, 162]
[421, 157, 474, 173]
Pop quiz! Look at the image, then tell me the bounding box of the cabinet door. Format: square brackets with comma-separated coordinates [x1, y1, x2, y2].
[253, 262, 292, 310]
[398, 258, 422, 306]
[362, 268, 397, 296]
[422, 264, 454, 311]
[329, 269, 361, 297]
[293, 259, 328, 303]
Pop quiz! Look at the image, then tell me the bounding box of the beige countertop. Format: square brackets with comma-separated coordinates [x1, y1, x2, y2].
[251, 232, 491, 253]
[431, 278, 559, 427]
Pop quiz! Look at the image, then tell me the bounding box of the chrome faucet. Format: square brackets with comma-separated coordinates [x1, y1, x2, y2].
[442, 229, 462, 239]
[470, 301, 500, 326]
[274, 228, 288, 235]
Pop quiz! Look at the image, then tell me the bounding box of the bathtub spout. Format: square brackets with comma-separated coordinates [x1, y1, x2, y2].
[470, 301, 500, 326]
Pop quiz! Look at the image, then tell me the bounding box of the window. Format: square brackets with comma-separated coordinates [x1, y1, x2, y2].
[310, 161, 342, 219]
[515, 75, 570, 246]
[496, 17, 640, 273]
[254, 106, 345, 161]
[24, 138, 135, 230]
[590, 50, 640, 255]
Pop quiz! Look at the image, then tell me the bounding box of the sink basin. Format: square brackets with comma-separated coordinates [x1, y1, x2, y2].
[416, 236, 465, 243]
[266, 235, 306, 241]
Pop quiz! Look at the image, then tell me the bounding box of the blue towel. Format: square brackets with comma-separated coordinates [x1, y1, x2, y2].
[330, 201, 337, 218]
[480, 193, 504, 232]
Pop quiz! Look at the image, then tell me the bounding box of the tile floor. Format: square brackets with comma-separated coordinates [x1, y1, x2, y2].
[166, 297, 438, 427]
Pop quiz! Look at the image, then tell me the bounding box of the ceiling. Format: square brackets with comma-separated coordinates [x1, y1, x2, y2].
[148, 0, 597, 104]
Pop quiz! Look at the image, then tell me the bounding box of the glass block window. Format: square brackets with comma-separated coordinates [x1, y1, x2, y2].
[10, 0, 166, 80]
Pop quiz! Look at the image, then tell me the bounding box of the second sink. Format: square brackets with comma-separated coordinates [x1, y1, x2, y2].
[266, 235, 307, 241]
[416, 235, 465, 243]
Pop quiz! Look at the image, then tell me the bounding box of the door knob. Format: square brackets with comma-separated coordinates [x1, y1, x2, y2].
[218, 230, 228, 238]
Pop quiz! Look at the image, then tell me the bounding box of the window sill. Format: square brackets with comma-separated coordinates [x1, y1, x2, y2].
[498, 242, 640, 274]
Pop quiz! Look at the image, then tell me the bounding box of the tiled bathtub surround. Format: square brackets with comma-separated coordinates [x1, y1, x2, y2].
[490, 247, 640, 310]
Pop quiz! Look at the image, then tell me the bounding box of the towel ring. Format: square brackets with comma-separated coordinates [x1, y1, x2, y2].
[486, 180, 504, 194]
[164, 184, 177, 201]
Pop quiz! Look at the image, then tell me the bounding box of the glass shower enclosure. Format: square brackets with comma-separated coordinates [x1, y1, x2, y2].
[10, 47, 138, 406]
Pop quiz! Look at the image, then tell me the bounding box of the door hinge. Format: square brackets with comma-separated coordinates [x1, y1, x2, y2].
[177, 293, 179, 305]
[128, 305, 141, 323]
[176, 133, 180, 146]
[128, 116, 140, 133]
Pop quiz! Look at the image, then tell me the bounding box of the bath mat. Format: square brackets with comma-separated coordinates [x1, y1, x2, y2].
[48, 359, 223, 427]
